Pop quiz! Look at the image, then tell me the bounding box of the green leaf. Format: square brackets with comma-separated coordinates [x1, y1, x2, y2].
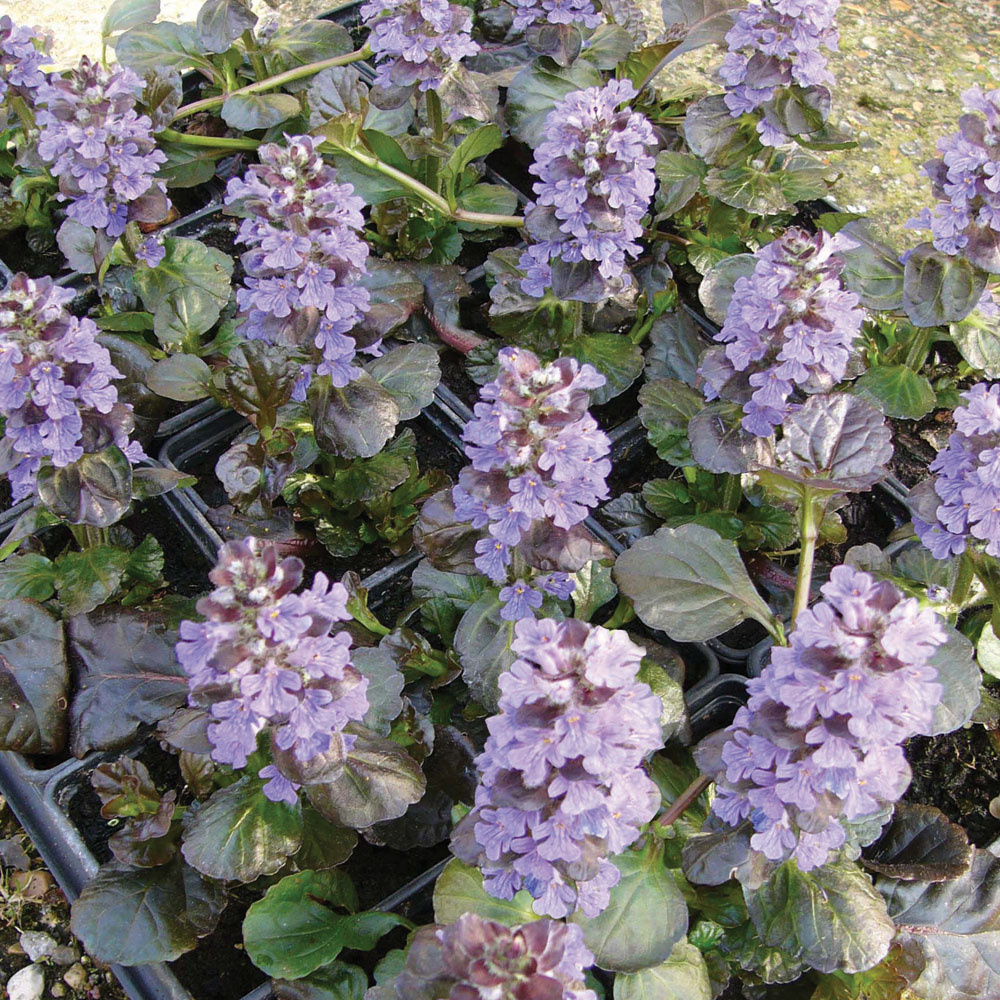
[367, 343, 441, 421]
[305, 726, 426, 829]
[920, 624, 980, 737]
[351, 647, 405, 736]
[506, 57, 603, 146]
[412, 559, 488, 643]
[102, 0, 159, 39]
[433, 858, 537, 926]
[221, 92, 301, 130]
[705, 150, 832, 215]
[152, 286, 222, 351]
[0, 553, 56, 601]
[654, 151, 706, 219]
[130, 467, 194, 500]
[613, 939, 712, 1000]
[949, 303, 1000, 378]
[71, 856, 226, 965]
[273, 962, 367, 1000]
[0, 600, 68, 755]
[37, 447, 133, 528]
[157, 140, 224, 188]
[568, 334, 644, 406]
[442, 124, 503, 191]
[853, 364, 937, 420]
[837, 220, 905, 312]
[644, 310, 706, 388]
[453, 588, 515, 712]
[261, 20, 352, 75]
[309, 373, 401, 459]
[638, 378, 703, 466]
[243, 869, 405, 980]
[292, 809, 357, 872]
[95, 311, 156, 333]
[196, 0, 257, 53]
[614, 523, 777, 642]
[571, 560, 618, 621]
[133, 237, 233, 315]
[54, 545, 130, 615]
[979, 623, 1000, 680]
[181, 775, 303, 882]
[570, 840, 688, 973]
[124, 535, 165, 585]
[456, 184, 519, 224]
[0, 507, 61, 561]
[903, 243, 987, 327]
[697, 254, 756, 325]
[746, 860, 895, 974]
[223, 341, 298, 427]
[115, 21, 216, 77]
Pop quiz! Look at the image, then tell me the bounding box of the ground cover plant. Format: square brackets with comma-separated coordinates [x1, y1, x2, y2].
[0, 0, 1000, 998]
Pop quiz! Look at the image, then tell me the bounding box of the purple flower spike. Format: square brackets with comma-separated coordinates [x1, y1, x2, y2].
[704, 565, 946, 871]
[452, 618, 663, 918]
[359, 0, 480, 92]
[224, 135, 371, 397]
[35, 57, 169, 242]
[0, 273, 144, 501]
[520, 78, 656, 302]
[0, 15, 50, 109]
[176, 537, 368, 800]
[390, 913, 597, 1000]
[699, 227, 864, 436]
[508, 0, 603, 32]
[906, 86, 1000, 261]
[452, 347, 610, 583]
[915, 381, 1000, 559]
[720, 0, 842, 146]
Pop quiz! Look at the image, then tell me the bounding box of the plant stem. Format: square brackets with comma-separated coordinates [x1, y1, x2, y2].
[241, 29, 267, 84]
[656, 775, 712, 829]
[159, 127, 261, 151]
[603, 596, 636, 630]
[721, 474, 742, 513]
[904, 325, 936, 371]
[426, 89, 445, 143]
[791, 488, 818, 625]
[171, 45, 373, 121]
[952, 552, 976, 608]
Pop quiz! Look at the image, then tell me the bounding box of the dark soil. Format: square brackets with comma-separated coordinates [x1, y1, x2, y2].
[905, 725, 1000, 848]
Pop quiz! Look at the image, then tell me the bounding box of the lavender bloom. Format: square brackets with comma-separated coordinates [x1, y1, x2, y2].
[906, 87, 1000, 265]
[224, 135, 372, 397]
[704, 565, 945, 871]
[35, 57, 169, 242]
[508, 0, 603, 32]
[359, 0, 480, 92]
[0, 273, 144, 501]
[135, 236, 165, 268]
[452, 618, 663, 918]
[699, 228, 864, 436]
[176, 537, 368, 803]
[720, 0, 841, 146]
[0, 16, 50, 111]
[452, 347, 610, 583]
[386, 913, 597, 1000]
[519, 79, 656, 302]
[915, 381, 1000, 559]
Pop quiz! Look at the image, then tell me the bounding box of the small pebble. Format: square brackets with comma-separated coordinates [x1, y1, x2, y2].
[48, 948, 78, 968]
[61, 967, 87, 994]
[19, 933, 58, 964]
[7, 965, 45, 1000]
[49, 987, 65, 999]
[861, 34, 878, 47]
[928, 77, 947, 92]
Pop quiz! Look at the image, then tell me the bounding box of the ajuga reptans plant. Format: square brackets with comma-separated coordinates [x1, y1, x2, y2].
[508, 0, 603, 32]
[0, 15, 50, 113]
[452, 618, 663, 918]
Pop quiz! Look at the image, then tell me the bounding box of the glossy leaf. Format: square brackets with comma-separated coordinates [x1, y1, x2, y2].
[613, 939, 712, 1000]
[568, 334, 643, 405]
[262, 20, 353, 75]
[71, 856, 225, 965]
[615, 523, 776, 641]
[412, 489, 480, 574]
[412, 559, 488, 643]
[355, 261, 423, 339]
[273, 963, 367, 1000]
[196, 0, 256, 53]
[292, 809, 357, 872]
[571, 560, 618, 621]
[37, 447, 133, 527]
[638, 378, 702, 466]
[102, 0, 159, 39]
[0, 600, 67, 755]
[506, 57, 603, 146]
[181, 775, 303, 883]
[0, 554, 56, 602]
[698, 254, 756, 325]
[309, 372, 400, 459]
[570, 840, 688, 973]
[688, 401, 753, 475]
[433, 858, 537, 926]
[453, 588, 515, 712]
[853, 365, 936, 420]
[351, 647, 405, 736]
[224, 341, 298, 427]
[838, 220, 905, 312]
[142, 69, 182, 130]
[903, 243, 987, 327]
[654, 151, 706, 219]
[644, 310, 706, 387]
[919, 624, 979, 737]
[862, 803, 972, 883]
[222, 92, 301, 130]
[152, 286, 222, 350]
[54, 545, 129, 615]
[747, 860, 894, 975]
[949, 303, 1000, 377]
[56, 219, 112, 274]
[115, 21, 216, 76]
[367, 343, 441, 421]
[134, 237, 233, 315]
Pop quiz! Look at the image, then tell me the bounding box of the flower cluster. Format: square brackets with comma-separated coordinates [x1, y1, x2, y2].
[0, 15, 50, 110]
[359, 0, 480, 93]
[35, 57, 169, 241]
[452, 347, 610, 586]
[387, 913, 597, 1000]
[907, 86, 1000, 262]
[520, 79, 656, 301]
[914, 381, 1000, 559]
[176, 538, 369, 805]
[508, 0, 603, 32]
[0, 273, 143, 501]
[705, 565, 945, 870]
[699, 227, 864, 436]
[225, 135, 372, 396]
[720, 0, 841, 146]
[452, 618, 663, 918]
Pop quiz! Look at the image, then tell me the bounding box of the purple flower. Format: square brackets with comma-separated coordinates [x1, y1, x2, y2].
[508, 0, 603, 31]
[699, 228, 864, 436]
[518, 79, 656, 302]
[225, 135, 370, 396]
[176, 538, 368, 802]
[359, 0, 480, 92]
[720, 0, 841, 146]
[703, 565, 946, 871]
[499, 579, 544, 621]
[452, 618, 663, 918]
[35, 58, 169, 252]
[0, 16, 50, 110]
[390, 913, 597, 1000]
[451, 347, 609, 585]
[0, 273, 143, 500]
[135, 236, 165, 267]
[906, 87, 1000, 265]
[915, 381, 1000, 558]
